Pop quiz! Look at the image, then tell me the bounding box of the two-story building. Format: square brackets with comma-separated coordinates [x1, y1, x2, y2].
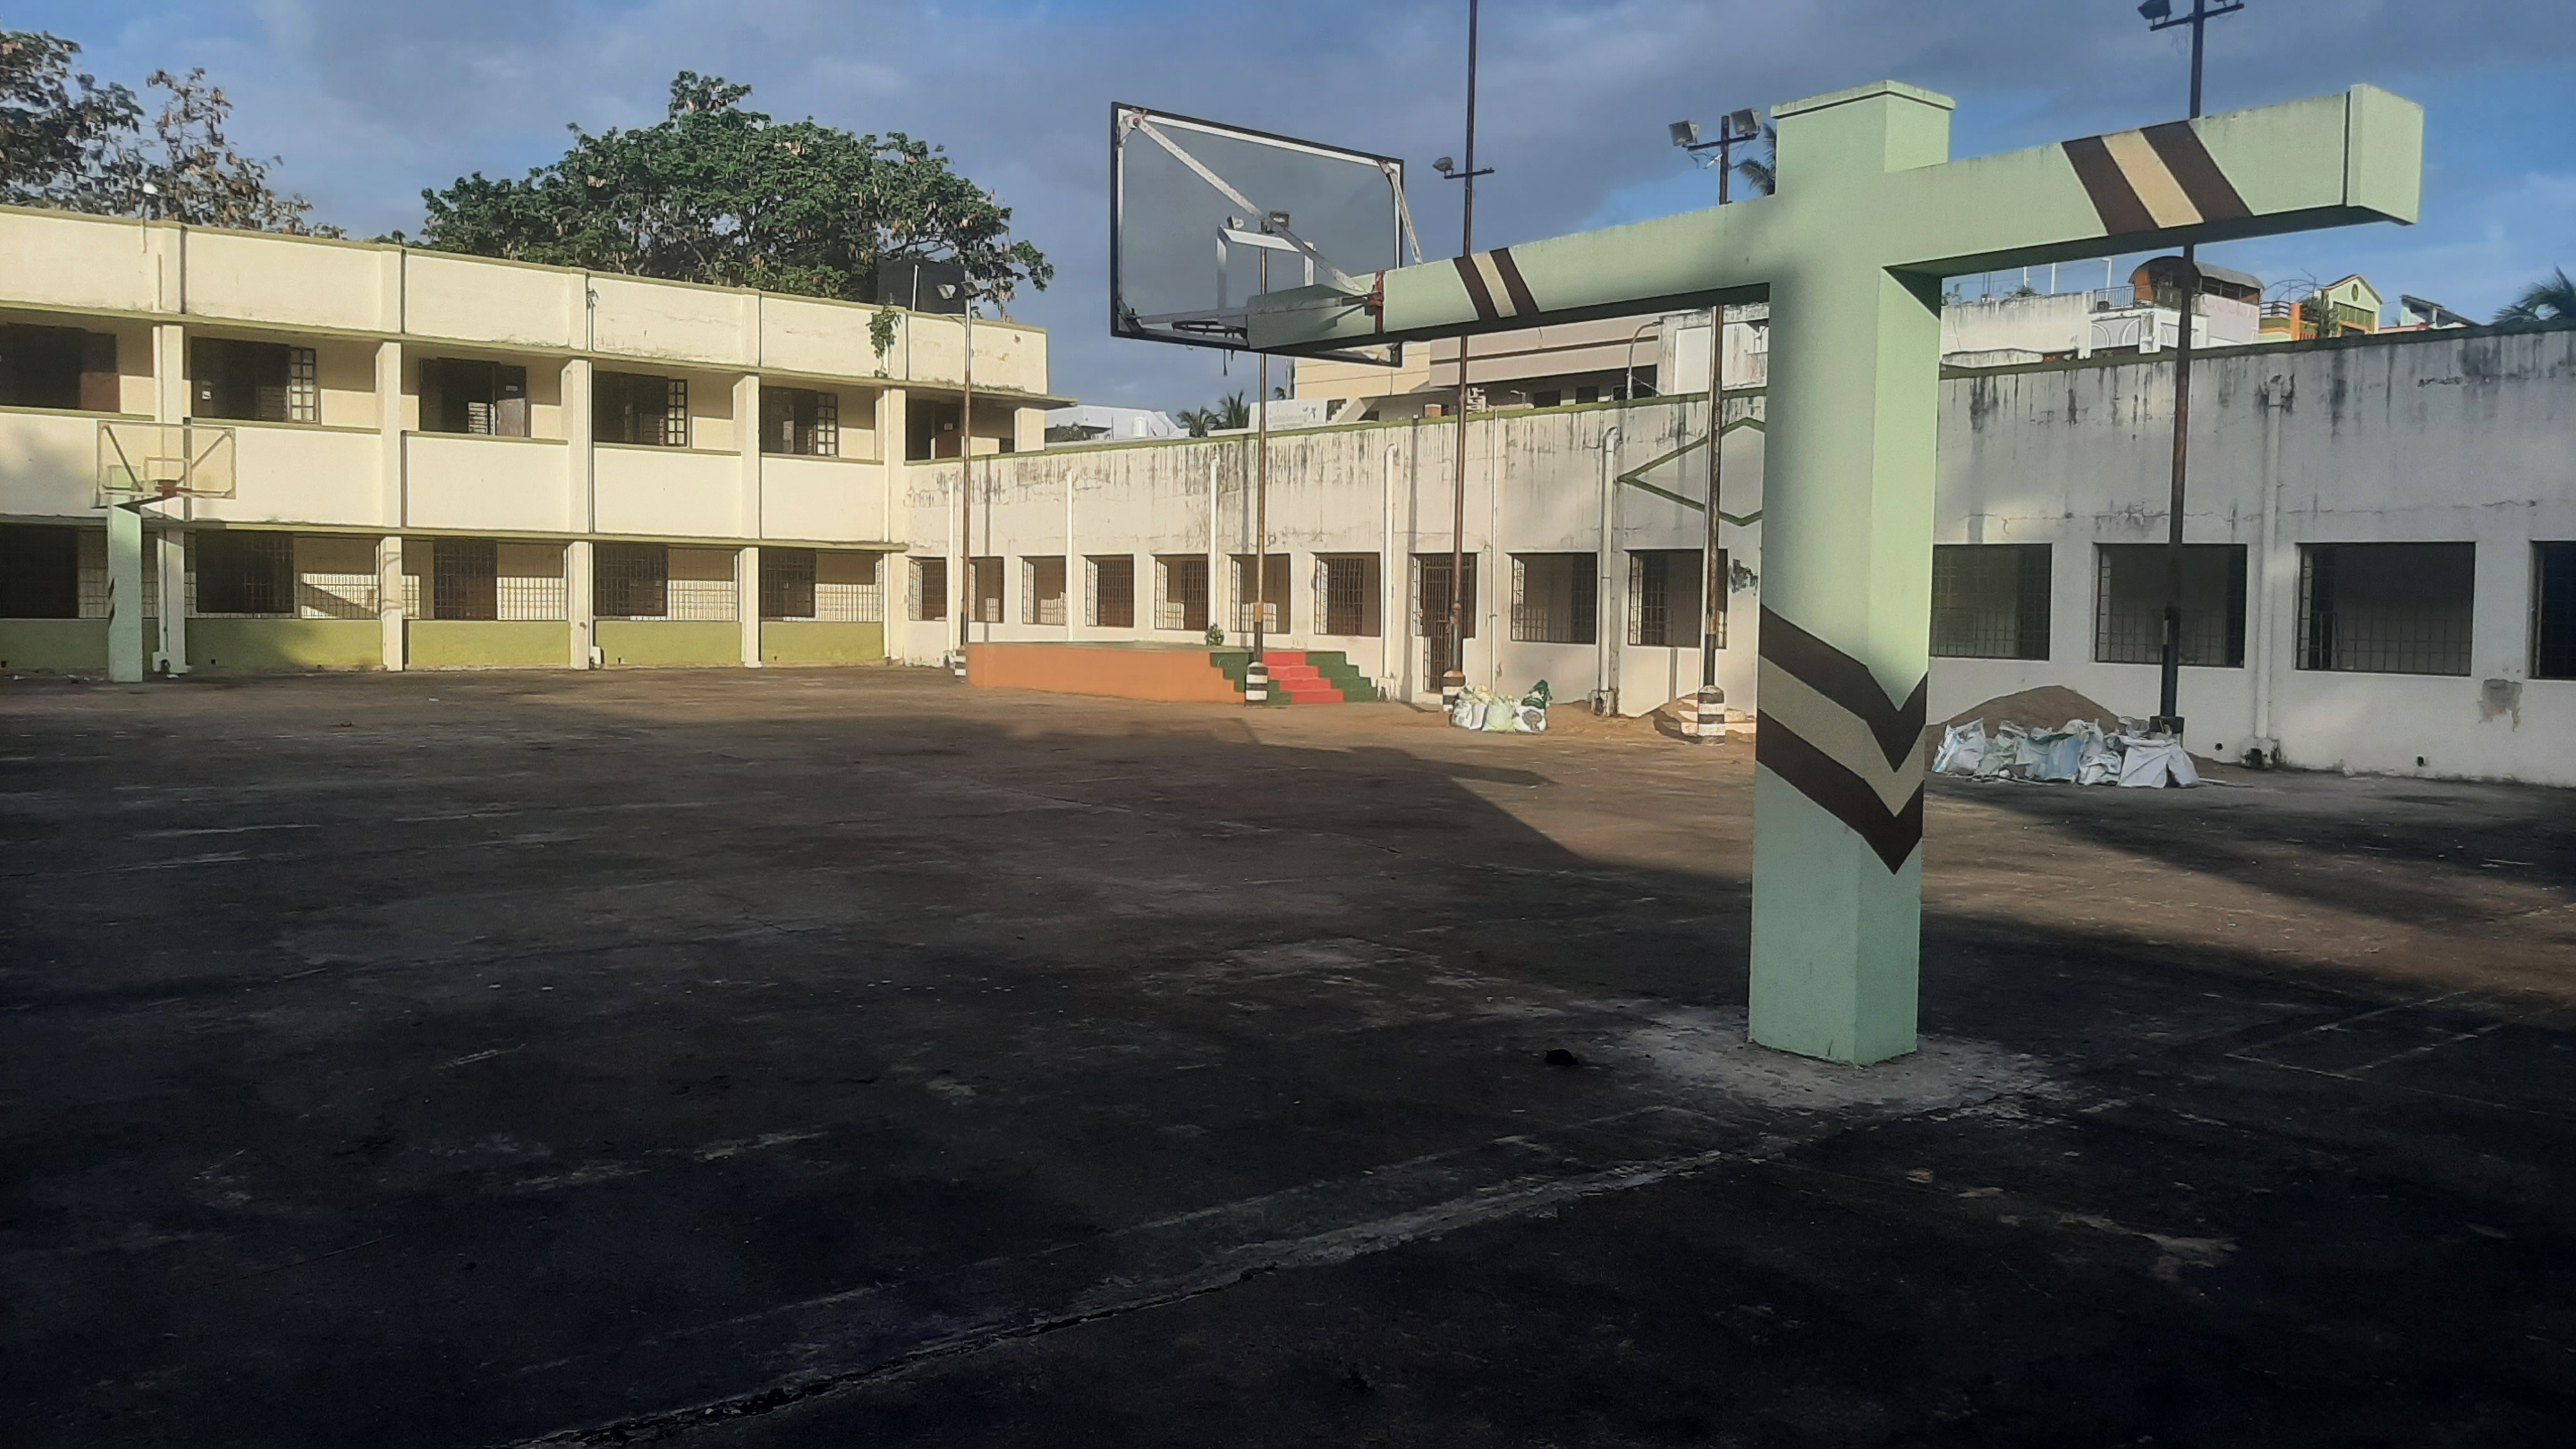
[0, 205, 1062, 679]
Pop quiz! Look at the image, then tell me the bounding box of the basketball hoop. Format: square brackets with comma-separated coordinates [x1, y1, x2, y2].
[98, 420, 237, 507]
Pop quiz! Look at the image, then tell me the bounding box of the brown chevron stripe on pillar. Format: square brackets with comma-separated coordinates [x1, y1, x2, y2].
[1452, 255, 1500, 321]
[2062, 134, 2157, 234]
[2140, 121, 2251, 222]
[1754, 606, 1928, 872]
[1489, 247, 1540, 317]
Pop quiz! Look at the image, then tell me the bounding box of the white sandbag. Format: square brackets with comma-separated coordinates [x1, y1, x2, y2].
[2075, 723, 2124, 786]
[2027, 729, 2083, 783]
[1934, 720, 1988, 775]
[1515, 703, 1549, 733]
[2117, 738, 2199, 788]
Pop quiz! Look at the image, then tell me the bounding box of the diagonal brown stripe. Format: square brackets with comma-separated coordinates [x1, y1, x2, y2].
[1452, 255, 1499, 321]
[1758, 607, 1928, 773]
[1757, 714, 1926, 873]
[1489, 247, 1540, 318]
[2140, 121, 2250, 222]
[2063, 135, 2156, 236]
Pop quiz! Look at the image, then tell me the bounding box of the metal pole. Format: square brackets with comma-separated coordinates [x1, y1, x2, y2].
[956, 286, 975, 675]
[1443, 0, 1480, 707]
[1699, 134, 1731, 723]
[1249, 242, 1272, 705]
[2155, 0, 2214, 735]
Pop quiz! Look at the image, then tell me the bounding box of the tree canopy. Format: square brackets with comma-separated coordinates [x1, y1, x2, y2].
[1, 29, 337, 234]
[2494, 268, 2576, 328]
[415, 73, 1051, 321]
[1177, 392, 1250, 437]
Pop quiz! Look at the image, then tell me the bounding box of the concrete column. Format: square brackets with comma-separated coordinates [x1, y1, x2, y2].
[566, 539, 595, 668]
[737, 545, 762, 668]
[875, 386, 906, 545]
[378, 535, 405, 671]
[377, 342, 405, 527]
[151, 323, 186, 421]
[1013, 406, 1044, 454]
[734, 374, 762, 539]
[107, 504, 144, 682]
[154, 529, 187, 675]
[564, 358, 595, 533]
[149, 321, 190, 677]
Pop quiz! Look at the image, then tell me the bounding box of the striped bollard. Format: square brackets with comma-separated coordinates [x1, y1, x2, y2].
[1245, 657, 1269, 705]
[1689, 684, 1728, 742]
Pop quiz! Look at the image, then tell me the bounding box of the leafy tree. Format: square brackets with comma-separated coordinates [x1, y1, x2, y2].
[0, 31, 335, 234]
[1176, 391, 1249, 437]
[414, 72, 1051, 355]
[2494, 268, 2576, 328]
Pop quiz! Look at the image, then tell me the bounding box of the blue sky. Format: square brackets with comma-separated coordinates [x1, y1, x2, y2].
[18, 1, 2573, 411]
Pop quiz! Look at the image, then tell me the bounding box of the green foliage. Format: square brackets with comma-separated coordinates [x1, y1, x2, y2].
[1, 31, 336, 234]
[2494, 267, 2576, 328]
[1176, 390, 1250, 437]
[868, 309, 898, 365]
[414, 72, 1050, 309]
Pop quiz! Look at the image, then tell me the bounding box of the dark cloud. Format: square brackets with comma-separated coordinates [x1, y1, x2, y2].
[23, 0, 2576, 407]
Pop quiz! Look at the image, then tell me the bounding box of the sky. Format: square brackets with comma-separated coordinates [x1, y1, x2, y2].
[19, 0, 2574, 413]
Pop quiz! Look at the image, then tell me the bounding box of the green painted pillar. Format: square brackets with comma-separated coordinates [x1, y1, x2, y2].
[107, 503, 146, 682]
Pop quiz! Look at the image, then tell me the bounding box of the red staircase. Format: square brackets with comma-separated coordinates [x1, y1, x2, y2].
[1259, 651, 1346, 703]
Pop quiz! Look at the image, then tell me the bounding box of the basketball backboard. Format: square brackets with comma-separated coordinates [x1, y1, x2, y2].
[1110, 104, 1416, 365]
[98, 420, 236, 505]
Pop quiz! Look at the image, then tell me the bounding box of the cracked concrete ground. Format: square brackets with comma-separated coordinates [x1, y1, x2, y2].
[3, 667, 2572, 1447]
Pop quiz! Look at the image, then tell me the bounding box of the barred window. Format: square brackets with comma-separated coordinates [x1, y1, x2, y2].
[0, 525, 79, 618]
[1510, 553, 1595, 645]
[434, 538, 498, 621]
[666, 548, 738, 622]
[2538, 542, 2576, 681]
[422, 358, 530, 437]
[596, 371, 689, 447]
[293, 535, 379, 619]
[762, 548, 816, 621]
[197, 532, 295, 616]
[1023, 556, 1067, 625]
[594, 543, 668, 620]
[1155, 556, 1209, 632]
[967, 556, 1004, 624]
[1317, 555, 1381, 637]
[1629, 549, 1704, 648]
[192, 339, 316, 424]
[813, 551, 882, 622]
[1230, 554, 1291, 633]
[1931, 544, 2051, 660]
[910, 556, 947, 621]
[2299, 542, 2473, 676]
[1412, 553, 1478, 640]
[1089, 556, 1135, 629]
[762, 387, 839, 457]
[2094, 544, 2245, 667]
[0, 323, 118, 411]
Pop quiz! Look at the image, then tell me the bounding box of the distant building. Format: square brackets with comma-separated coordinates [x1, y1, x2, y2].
[1045, 404, 1181, 443]
[2393, 295, 2474, 331]
[1292, 308, 1770, 421]
[2263, 273, 2383, 342]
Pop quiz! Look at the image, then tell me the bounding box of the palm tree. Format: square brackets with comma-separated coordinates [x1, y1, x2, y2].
[1176, 390, 1249, 437]
[1731, 120, 1779, 199]
[2494, 268, 2576, 328]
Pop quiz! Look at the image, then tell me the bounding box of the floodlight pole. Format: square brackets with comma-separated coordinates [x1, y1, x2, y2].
[1250, 241, 1271, 704]
[956, 277, 976, 677]
[1676, 114, 1755, 742]
[1440, 0, 1493, 707]
[2145, 0, 2242, 737]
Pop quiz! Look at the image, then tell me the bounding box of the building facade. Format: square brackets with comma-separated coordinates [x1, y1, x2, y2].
[0, 206, 1061, 678]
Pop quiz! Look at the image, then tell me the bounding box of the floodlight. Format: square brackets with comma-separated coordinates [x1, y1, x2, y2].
[1265, 209, 1291, 233]
[1433, 156, 1456, 176]
[2138, 0, 2173, 20]
[1724, 109, 1760, 141]
[1668, 120, 1699, 148]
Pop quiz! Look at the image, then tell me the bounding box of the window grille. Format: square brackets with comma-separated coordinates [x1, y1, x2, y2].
[1155, 556, 1209, 632]
[192, 338, 314, 423]
[2538, 542, 2576, 681]
[0, 524, 80, 619]
[1317, 555, 1380, 637]
[1510, 553, 1594, 644]
[1931, 544, 2051, 659]
[762, 387, 839, 457]
[595, 371, 689, 447]
[1023, 556, 1067, 625]
[433, 538, 499, 621]
[1090, 556, 1136, 629]
[910, 556, 947, 621]
[195, 532, 295, 616]
[1411, 553, 1478, 639]
[967, 556, 1005, 624]
[763, 548, 818, 621]
[487, 542, 565, 620]
[422, 358, 530, 437]
[2093, 544, 2245, 666]
[594, 542, 668, 620]
[287, 347, 317, 424]
[2297, 542, 2474, 676]
[665, 548, 738, 621]
[1629, 550, 1703, 648]
[1230, 554, 1291, 633]
[811, 551, 882, 622]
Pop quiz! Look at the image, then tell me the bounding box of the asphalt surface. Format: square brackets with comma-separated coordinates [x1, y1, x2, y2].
[3, 667, 2571, 1446]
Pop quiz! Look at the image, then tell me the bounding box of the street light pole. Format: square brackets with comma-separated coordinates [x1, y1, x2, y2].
[1434, 0, 1493, 708]
[2142, 0, 2243, 737]
[1673, 109, 1761, 742]
[956, 277, 975, 678]
[1248, 233, 1273, 705]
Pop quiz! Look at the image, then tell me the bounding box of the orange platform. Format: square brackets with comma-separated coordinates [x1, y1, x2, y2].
[964, 643, 1240, 703]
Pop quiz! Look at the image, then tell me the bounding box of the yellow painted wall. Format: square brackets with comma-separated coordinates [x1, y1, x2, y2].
[406, 620, 566, 668]
[595, 620, 739, 666]
[0, 619, 107, 671]
[761, 622, 884, 664]
[188, 618, 380, 671]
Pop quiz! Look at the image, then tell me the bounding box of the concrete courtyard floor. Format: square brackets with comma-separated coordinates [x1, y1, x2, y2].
[4, 666, 2573, 1447]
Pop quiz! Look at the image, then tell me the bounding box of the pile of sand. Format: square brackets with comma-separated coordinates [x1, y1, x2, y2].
[1937, 685, 2126, 738]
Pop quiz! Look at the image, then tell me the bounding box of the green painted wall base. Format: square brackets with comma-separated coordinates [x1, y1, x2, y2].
[190, 618, 382, 671]
[761, 621, 884, 665]
[0, 619, 110, 672]
[408, 620, 567, 669]
[596, 620, 740, 667]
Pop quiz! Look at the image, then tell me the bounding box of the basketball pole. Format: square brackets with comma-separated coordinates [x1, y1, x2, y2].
[1248, 239, 1271, 705]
